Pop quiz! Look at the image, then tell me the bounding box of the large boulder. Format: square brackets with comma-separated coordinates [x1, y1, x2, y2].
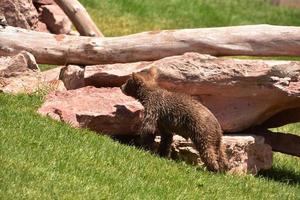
[38, 86, 143, 135]
[1, 0, 72, 34]
[76, 53, 300, 132]
[0, 0, 42, 30]
[0, 51, 65, 93]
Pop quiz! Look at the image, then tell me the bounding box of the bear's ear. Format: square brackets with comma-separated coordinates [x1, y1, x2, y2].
[148, 66, 158, 78]
[132, 72, 138, 81]
[132, 72, 143, 83]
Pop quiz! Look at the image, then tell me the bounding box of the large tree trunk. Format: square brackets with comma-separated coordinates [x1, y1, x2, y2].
[54, 0, 104, 37]
[1, 24, 300, 65]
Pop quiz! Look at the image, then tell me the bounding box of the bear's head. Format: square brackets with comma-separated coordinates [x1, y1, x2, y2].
[121, 67, 158, 98]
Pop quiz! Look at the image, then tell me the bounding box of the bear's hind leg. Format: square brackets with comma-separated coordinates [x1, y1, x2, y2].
[140, 133, 156, 152]
[217, 144, 230, 172]
[200, 147, 220, 172]
[192, 137, 220, 172]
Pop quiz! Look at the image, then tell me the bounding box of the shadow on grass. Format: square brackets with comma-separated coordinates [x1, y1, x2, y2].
[258, 167, 300, 185]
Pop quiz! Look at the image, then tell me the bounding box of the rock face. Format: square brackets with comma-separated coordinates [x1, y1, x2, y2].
[0, 51, 39, 93]
[84, 61, 152, 88]
[79, 53, 300, 132]
[38, 86, 144, 135]
[59, 65, 85, 90]
[0, 51, 65, 93]
[0, 0, 47, 32]
[39, 4, 72, 34]
[4, 0, 74, 34]
[0, 0, 40, 30]
[163, 134, 273, 175]
[0, 0, 70, 33]
[223, 135, 273, 174]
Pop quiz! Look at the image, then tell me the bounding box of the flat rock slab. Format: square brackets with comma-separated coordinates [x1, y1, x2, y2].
[0, 51, 65, 93]
[81, 53, 300, 132]
[166, 134, 273, 175]
[38, 86, 143, 135]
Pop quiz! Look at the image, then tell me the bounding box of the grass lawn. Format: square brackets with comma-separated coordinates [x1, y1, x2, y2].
[1, 94, 299, 199]
[80, 0, 300, 36]
[1, 0, 300, 199]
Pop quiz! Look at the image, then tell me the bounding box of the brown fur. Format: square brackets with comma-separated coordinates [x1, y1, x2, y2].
[121, 67, 229, 172]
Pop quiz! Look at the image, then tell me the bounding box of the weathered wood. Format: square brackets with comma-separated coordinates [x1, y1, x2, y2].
[1, 25, 300, 65]
[54, 0, 104, 37]
[256, 130, 300, 157]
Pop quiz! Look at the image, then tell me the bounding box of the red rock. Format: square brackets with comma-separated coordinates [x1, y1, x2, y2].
[0, 51, 39, 77]
[0, 52, 65, 94]
[38, 87, 143, 135]
[223, 135, 273, 174]
[41, 66, 63, 83]
[40, 4, 71, 34]
[0, 0, 39, 30]
[35, 21, 49, 32]
[81, 53, 300, 132]
[159, 134, 273, 175]
[33, 0, 54, 5]
[60, 65, 85, 90]
[84, 61, 152, 87]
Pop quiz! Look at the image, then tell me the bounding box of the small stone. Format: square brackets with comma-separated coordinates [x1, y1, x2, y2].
[59, 65, 85, 90]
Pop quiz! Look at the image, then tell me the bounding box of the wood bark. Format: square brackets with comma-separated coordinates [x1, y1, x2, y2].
[54, 0, 104, 37]
[1, 25, 300, 65]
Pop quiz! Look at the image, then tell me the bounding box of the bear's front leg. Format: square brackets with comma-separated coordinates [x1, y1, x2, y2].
[138, 109, 158, 152]
[158, 132, 173, 157]
[139, 134, 156, 151]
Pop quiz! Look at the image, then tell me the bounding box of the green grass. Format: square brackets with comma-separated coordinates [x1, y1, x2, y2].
[272, 123, 300, 135]
[1, 0, 300, 199]
[39, 64, 57, 72]
[78, 0, 300, 62]
[0, 94, 299, 199]
[79, 0, 300, 36]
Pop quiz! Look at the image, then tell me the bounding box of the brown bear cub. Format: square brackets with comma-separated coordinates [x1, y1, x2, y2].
[121, 67, 229, 172]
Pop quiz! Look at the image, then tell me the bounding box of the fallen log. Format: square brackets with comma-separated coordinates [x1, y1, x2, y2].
[1, 25, 300, 65]
[54, 0, 104, 37]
